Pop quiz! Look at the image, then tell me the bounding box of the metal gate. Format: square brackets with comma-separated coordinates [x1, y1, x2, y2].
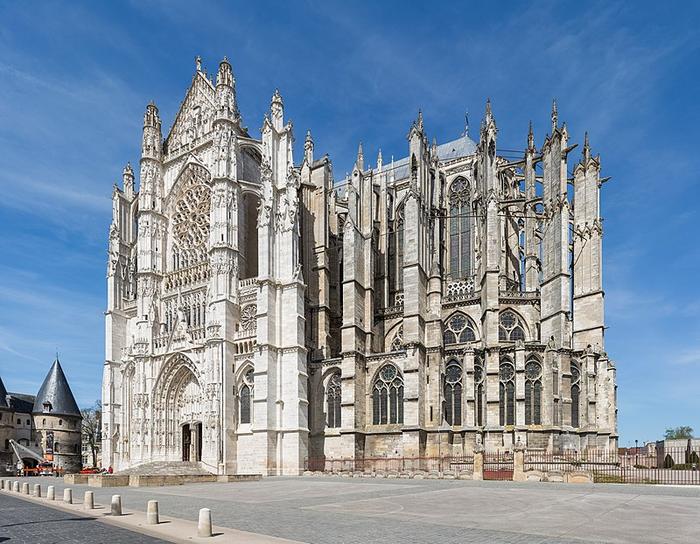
[484, 451, 513, 480]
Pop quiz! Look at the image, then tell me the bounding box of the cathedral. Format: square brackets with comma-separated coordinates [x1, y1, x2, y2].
[102, 56, 617, 476]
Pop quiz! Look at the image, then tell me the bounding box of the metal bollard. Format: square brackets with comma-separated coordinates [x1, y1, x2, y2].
[64, 488, 72, 504]
[147, 500, 159, 525]
[47, 485, 55, 500]
[111, 494, 122, 516]
[12, 481, 19, 493]
[84, 490, 94, 510]
[21, 482, 29, 495]
[33, 484, 41, 497]
[197, 508, 213, 538]
[0, 479, 4, 490]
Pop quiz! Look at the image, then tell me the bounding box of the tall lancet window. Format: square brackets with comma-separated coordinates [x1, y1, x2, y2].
[239, 368, 254, 425]
[474, 359, 485, 426]
[388, 205, 405, 296]
[571, 363, 581, 428]
[326, 373, 342, 429]
[449, 177, 471, 279]
[499, 360, 515, 426]
[444, 359, 463, 426]
[524, 359, 542, 425]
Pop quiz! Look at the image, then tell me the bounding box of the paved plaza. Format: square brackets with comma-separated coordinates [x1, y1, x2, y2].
[0, 492, 168, 544]
[3, 476, 700, 543]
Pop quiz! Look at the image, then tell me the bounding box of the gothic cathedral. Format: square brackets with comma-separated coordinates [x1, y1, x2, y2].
[102, 57, 617, 475]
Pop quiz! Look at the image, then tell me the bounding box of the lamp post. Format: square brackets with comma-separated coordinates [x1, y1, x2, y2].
[635, 439, 639, 467]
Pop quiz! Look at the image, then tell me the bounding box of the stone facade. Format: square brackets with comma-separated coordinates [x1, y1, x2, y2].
[102, 57, 617, 476]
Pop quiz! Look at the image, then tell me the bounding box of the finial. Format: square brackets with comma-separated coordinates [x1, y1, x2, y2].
[417, 109, 424, 130]
[551, 98, 558, 132]
[377, 148, 383, 169]
[195, 55, 202, 72]
[356, 142, 364, 169]
[528, 121, 534, 151]
[305, 129, 312, 142]
[583, 131, 591, 161]
[485, 98, 492, 117]
[464, 110, 470, 137]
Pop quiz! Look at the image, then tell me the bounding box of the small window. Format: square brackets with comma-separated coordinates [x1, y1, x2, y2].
[16, 419, 21, 425]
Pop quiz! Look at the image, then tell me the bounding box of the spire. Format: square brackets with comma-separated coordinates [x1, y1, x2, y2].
[485, 98, 492, 118]
[377, 148, 383, 171]
[270, 89, 284, 130]
[195, 55, 202, 72]
[551, 99, 558, 133]
[304, 129, 314, 164]
[216, 56, 233, 87]
[144, 102, 160, 129]
[528, 121, 535, 151]
[463, 110, 470, 137]
[0, 375, 8, 408]
[356, 142, 364, 171]
[417, 109, 424, 131]
[122, 162, 134, 197]
[32, 358, 81, 417]
[583, 131, 591, 162]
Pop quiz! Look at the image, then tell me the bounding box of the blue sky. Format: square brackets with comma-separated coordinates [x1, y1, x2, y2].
[0, 1, 698, 445]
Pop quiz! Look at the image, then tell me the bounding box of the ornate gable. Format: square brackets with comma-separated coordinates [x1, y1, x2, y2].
[164, 73, 216, 159]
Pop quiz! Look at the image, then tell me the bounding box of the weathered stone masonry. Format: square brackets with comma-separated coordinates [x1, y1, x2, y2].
[102, 57, 617, 476]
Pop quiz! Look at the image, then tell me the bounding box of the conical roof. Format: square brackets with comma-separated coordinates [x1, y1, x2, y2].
[0, 376, 8, 408]
[32, 359, 81, 417]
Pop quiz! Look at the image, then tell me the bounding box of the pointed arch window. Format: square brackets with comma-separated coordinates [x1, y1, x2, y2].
[326, 373, 342, 429]
[571, 363, 581, 428]
[524, 359, 542, 425]
[499, 310, 526, 342]
[474, 359, 485, 426]
[372, 364, 404, 425]
[443, 312, 476, 345]
[387, 205, 404, 296]
[448, 177, 472, 279]
[239, 368, 254, 424]
[499, 361, 515, 426]
[444, 359, 463, 426]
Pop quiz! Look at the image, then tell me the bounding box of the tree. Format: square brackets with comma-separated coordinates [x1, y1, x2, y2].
[664, 426, 694, 440]
[81, 401, 102, 468]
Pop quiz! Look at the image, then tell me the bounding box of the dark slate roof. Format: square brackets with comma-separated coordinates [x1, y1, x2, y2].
[32, 359, 81, 417]
[0, 376, 8, 408]
[8, 393, 35, 414]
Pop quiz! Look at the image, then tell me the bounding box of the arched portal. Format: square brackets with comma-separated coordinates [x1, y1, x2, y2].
[153, 355, 204, 462]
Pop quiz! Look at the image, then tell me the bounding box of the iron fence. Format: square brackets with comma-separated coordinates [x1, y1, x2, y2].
[525, 447, 700, 485]
[305, 455, 474, 474]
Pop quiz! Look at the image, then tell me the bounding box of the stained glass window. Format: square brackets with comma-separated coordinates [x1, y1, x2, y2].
[372, 364, 404, 425]
[449, 177, 471, 278]
[443, 312, 476, 345]
[524, 360, 542, 425]
[499, 310, 527, 342]
[499, 361, 515, 426]
[326, 373, 342, 428]
[444, 360, 463, 426]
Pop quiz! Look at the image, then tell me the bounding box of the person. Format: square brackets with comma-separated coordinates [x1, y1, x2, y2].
[108, 466, 113, 474]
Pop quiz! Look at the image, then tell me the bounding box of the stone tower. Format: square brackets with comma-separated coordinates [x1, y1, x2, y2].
[33, 359, 82, 473]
